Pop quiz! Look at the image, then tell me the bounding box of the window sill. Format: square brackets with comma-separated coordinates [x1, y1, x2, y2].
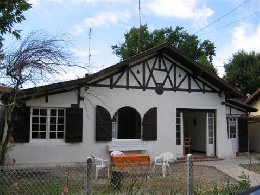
[107, 140, 148, 151]
[28, 139, 70, 146]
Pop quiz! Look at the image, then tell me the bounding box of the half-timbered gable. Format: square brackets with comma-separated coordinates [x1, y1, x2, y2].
[5, 43, 257, 164]
[89, 53, 218, 96]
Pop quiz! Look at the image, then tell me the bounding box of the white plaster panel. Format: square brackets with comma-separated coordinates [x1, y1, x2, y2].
[26, 91, 77, 108]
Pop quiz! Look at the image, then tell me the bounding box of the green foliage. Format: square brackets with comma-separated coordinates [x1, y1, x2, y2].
[112, 25, 217, 74]
[0, 0, 31, 60]
[0, 0, 31, 39]
[224, 50, 260, 94]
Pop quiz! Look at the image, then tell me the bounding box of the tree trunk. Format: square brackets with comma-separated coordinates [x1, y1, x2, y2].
[0, 104, 15, 165]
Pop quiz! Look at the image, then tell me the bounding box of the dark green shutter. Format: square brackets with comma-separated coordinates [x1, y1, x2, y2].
[65, 108, 83, 143]
[13, 106, 30, 143]
[142, 107, 157, 141]
[238, 117, 248, 152]
[96, 105, 112, 141]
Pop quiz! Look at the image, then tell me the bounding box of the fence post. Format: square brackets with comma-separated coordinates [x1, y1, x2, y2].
[187, 154, 193, 195]
[86, 157, 94, 195]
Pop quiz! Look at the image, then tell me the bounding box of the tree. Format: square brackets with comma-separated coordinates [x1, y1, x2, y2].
[0, 31, 76, 164]
[224, 50, 260, 94]
[0, 0, 31, 39]
[112, 25, 217, 74]
[0, 0, 31, 60]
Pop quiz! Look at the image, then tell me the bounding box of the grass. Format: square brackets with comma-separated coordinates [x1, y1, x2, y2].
[240, 163, 260, 174]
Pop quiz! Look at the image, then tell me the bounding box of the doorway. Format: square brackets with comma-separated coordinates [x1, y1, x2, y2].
[177, 109, 216, 156]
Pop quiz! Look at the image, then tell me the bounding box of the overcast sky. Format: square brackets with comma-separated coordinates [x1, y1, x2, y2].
[3, 0, 260, 84]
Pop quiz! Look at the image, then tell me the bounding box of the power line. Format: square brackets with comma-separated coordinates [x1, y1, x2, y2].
[198, 10, 260, 36]
[195, 0, 251, 35]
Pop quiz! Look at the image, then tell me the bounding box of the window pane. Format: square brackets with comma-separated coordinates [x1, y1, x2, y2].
[58, 125, 64, 131]
[33, 109, 39, 115]
[32, 132, 39, 138]
[40, 124, 46, 131]
[176, 139, 181, 145]
[40, 109, 47, 116]
[58, 109, 64, 116]
[209, 138, 213, 144]
[58, 117, 64, 124]
[176, 132, 180, 138]
[32, 124, 39, 131]
[40, 117, 46, 124]
[50, 125, 56, 132]
[176, 118, 180, 124]
[51, 109, 56, 116]
[208, 118, 213, 124]
[40, 132, 46, 138]
[50, 117, 56, 124]
[49, 132, 56, 139]
[57, 132, 64, 138]
[209, 131, 213, 137]
[32, 117, 39, 124]
[176, 125, 180, 131]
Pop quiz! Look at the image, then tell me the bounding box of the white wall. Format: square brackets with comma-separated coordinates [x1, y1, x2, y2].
[8, 85, 235, 164]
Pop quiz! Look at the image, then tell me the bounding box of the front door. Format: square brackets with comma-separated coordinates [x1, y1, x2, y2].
[206, 112, 215, 156]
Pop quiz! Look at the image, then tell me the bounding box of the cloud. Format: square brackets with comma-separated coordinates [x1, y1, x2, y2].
[147, 0, 213, 19]
[214, 23, 260, 76]
[72, 11, 131, 35]
[83, 11, 131, 27]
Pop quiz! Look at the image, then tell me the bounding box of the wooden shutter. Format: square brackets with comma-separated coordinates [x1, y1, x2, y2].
[96, 105, 112, 141]
[13, 106, 30, 143]
[142, 107, 157, 141]
[65, 107, 83, 143]
[238, 117, 248, 152]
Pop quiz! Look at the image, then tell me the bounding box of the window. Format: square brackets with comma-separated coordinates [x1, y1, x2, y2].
[112, 113, 118, 139]
[112, 107, 141, 139]
[176, 111, 182, 145]
[227, 117, 237, 138]
[31, 108, 65, 139]
[207, 113, 214, 144]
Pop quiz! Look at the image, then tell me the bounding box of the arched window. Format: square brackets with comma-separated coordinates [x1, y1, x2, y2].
[112, 107, 141, 139]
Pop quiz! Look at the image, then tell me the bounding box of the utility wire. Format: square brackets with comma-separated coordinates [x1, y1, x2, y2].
[195, 0, 251, 35]
[198, 10, 260, 36]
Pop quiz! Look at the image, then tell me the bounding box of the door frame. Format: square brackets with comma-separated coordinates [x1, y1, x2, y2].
[177, 108, 216, 156]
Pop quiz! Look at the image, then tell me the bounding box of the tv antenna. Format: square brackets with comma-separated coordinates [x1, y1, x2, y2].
[138, 0, 142, 53]
[88, 28, 92, 68]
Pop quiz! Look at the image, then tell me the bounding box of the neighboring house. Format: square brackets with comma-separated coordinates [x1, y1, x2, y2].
[244, 88, 260, 152]
[5, 43, 257, 164]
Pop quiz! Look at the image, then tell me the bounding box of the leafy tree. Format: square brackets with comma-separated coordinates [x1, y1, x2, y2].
[0, 0, 31, 60]
[0, 31, 76, 165]
[0, 0, 31, 43]
[224, 50, 260, 94]
[112, 25, 217, 74]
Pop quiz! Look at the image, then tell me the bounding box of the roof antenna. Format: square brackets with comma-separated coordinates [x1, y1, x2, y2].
[88, 28, 92, 68]
[138, 0, 142, 53]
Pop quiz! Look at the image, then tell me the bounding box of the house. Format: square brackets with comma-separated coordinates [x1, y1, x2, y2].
[5, 43, 257, 164]
[244, 88, 260, 152]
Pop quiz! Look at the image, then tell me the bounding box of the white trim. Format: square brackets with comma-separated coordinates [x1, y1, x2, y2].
[27, 139, 70, 146]
[107, 140, 148, 151]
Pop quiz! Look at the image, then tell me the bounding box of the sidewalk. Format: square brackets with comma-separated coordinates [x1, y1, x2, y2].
[194, 157, 260, 186]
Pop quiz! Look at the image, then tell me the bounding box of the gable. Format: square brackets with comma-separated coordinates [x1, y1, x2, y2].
[89, 54, 219, 95]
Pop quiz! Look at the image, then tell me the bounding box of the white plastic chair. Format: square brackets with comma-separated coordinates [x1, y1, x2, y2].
[111, 151, 124, 156]
[91, 155, 109, 179]
[153, 152, 175, 177]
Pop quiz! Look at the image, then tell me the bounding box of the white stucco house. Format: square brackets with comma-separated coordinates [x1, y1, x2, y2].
[245, 88, 260, 152]
[6, 43, 257, 164]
